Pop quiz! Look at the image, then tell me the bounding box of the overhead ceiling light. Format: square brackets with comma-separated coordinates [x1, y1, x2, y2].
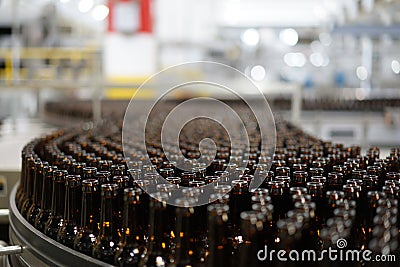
[356, 66, 368, 81]
[78, 0, 94, 13]
[279, 28, 298, 46]
[250, 65, 266, 81]
[391, 60, 400, 74]
[241, 29, 260, 46]
[284, 52, 306, 67]
[309, 53, 329, 67]
[92, 4, 109, 21]
[310, 53, 324, 67]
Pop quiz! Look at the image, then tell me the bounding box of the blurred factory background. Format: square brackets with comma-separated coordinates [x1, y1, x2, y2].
[0, 0, 400, 207]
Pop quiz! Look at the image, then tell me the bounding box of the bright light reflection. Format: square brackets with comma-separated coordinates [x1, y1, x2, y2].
[78, 0, 94, 13]
[241, 28, 260, 46]
[279, 28, 298, 46]
[356, 66, 368, 81]
[92, 4, 109, 21]
[250, 65, 266, 81]
[391, 60, 400, 74]
[284, 52, 306, 67]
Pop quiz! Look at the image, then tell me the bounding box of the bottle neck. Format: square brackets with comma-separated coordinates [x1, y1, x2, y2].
[122, 196, 145, 244]
[41, 172, 53, 210]
[148, 201, 169, 252]
[51, 180, 65, 217]
[175, 207, 194, 263]
[64, 184, 81, 224]
[81, 191, 99, 232]
[33, 169, 44, 205]
[100, 195, 115, 239]
[207, 212, 231, 265]
[26, 162, 36, 196]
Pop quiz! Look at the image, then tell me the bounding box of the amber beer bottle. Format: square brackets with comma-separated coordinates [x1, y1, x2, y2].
[35, 165, 57, 232]
[229, 180, 251, 232]
[364, 191, 385, 244]
[74, 179, 100, 255]
[268, 181, 286, 222]
[92, 183, 118, 264]
[114, 188, 147, 266]
[16, 151, 29, 206]
[238, 211, 266, 267]
[83, 167, 97, 179]
[171, 198, 198, 267]
[20, 159, 39, 217]
[307, 181, 327, 227]
[140, 193, 171, 267]
[113, 176, 130, 237]
[343, 184, 365, 250]
[206, 204, 232, 267]
[44, 169, 67, 239]
[57, 175, 82, 248]
[27, 161, 48, 224]
[17, 154, 34, 210]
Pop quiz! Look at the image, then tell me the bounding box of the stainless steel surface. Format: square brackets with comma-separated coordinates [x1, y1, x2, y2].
[0, 209, 9, 224]
[8, 184, 112, 267]
[0, 245, 23, 256]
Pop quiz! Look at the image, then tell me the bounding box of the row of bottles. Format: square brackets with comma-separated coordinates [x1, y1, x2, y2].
[15, 120, 400, 266]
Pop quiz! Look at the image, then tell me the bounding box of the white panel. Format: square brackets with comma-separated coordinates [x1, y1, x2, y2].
[154, 0, 216, 42]
[113, 1, 140, 33]
[103, 32, 157, 77]
[216, 0, 344, 27]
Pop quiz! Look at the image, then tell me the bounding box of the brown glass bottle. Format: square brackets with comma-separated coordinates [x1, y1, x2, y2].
[96, 171, 112, 185]
[326, 172, 344, 191]
[307, 181, 327, 227]
[35, 165, 57, 232]
[72, 162, 86, 177]
[16, 152, 34, 209]
[27, 161, 48, 224]
[140, 193, 172, 267]
[83, 166, 97, 179]
[229, 180, 251, 232]
[74, 179, 100, 255]
[238, 211, 266, 267]
[20, 158, 39, 217]
[291, 202, 322, 251]
[92, 183, 119, 264]
[170, 198, 198, 267]
[343, 184, 365, 250]
[206, 204, 232, 267]
[114, 188, 147, 267]
[268, 181, 286, 222]
[113, 176, 130, 237]
[292, 170, 308, 187]
[111, 164, 126, 177]
[364, 191, 385, 244]
[16, 150, 26, 203]
[57, 174, 82, 248]
[326, 190, 344, 218]
[44, 169, 68, 239]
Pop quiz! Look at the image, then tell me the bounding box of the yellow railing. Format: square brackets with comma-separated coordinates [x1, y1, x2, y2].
[0, 47, 100, 83]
